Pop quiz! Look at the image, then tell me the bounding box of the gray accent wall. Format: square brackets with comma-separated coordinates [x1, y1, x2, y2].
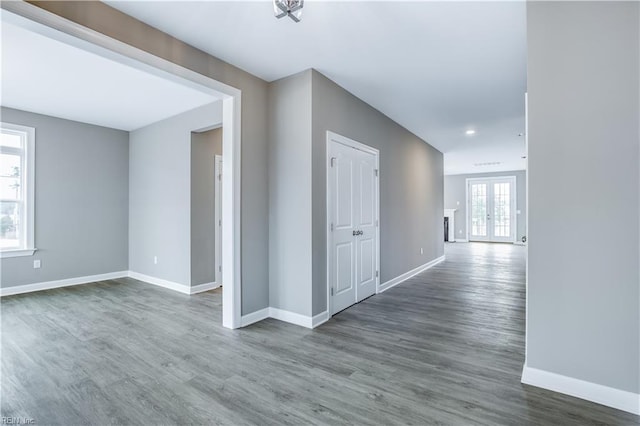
[0, 107, 129, 287]
[129, 102, 222, 288]
[30, 1, 270, 315]
[527, 1, 639, 394]
[311, 70, 444, 316]
[268, 70, 313, 316]
[191, 128, 222, 286]
[444, 170, 526, 242]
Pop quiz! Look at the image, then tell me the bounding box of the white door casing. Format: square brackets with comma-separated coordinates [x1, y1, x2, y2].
[214, 155, 222, 285]
[327, 132, 379, 316]
[466, 176, 517, 243]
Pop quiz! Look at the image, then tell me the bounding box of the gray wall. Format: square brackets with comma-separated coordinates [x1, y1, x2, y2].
[129, 102, 222, 288]
[0, 107, 128, 287]
[527, 1, 639, 394]
[311, 70, 444, 315]
[191, 128, 222, 286]
[268, 70, 313, 316]
[444, 170, 526, 242]
[32, 1, 270, 315]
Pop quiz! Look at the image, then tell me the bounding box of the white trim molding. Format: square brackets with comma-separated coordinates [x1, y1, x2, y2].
[127, 271, 191, 294]
[522, 365, 640, 415]
[269, 308, 313, 328]
[240, 308, 331, 329]
[190, 282, 219, 295]
[378, 255, 445, 294]
[453, 239, 469, 243]
[0, 271, 128, 297]
[312, 310, 330, 328]
[240, 307, 270, 327]
[0, 248, 37, 258]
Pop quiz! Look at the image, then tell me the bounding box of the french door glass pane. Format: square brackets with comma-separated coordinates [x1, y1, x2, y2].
[471, 183, 487, 236]
[493, 182, 511, 237]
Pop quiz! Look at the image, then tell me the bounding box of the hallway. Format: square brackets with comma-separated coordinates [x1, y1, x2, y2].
[1, 243, 636, 424]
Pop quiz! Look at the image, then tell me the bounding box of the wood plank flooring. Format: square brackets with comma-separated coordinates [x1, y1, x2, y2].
[2, 242, 638, 425]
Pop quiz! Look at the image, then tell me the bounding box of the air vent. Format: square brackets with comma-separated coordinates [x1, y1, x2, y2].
[473, 162, 501, 167]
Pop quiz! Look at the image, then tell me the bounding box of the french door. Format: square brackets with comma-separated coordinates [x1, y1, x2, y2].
[468, 177, 516, 243]
[328, 133, 379, 315]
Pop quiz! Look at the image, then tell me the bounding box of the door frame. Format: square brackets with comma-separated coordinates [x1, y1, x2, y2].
[2, 2, 244, 328]
[465, 176, 517, 243]
[214, 155, 222, 286]
[325, 131, 380, 317]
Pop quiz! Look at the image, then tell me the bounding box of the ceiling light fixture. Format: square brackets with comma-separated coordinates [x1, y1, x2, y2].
[274, 0, 304, 23]
[465, 129, 476, 136]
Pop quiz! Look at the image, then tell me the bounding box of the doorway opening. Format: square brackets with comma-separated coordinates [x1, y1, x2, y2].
[4, 2, 243, 328]
[466, 176, 517, 243]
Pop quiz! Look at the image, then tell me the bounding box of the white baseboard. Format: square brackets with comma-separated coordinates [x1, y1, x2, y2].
[190, 281, 219, 294]
[269, 307, 313, 328]
[312, 310, 330, 328]
[240, 307, 270, 327]
[378, 255, 445, 294]
[514, 241, 527, 246]
[453, 239, 469, 243]
[240, 307, 331, 329]
[0, 271, 129, 297]
[522, 365, 640, 415]
[127, 271, 190, 295]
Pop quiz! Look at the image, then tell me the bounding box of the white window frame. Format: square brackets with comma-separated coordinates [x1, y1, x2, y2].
[0, 122, 36, 258]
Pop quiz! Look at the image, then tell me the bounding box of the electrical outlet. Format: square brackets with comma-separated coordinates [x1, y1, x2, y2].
[459, 230, 462, 234]
[154, 256, 158, 265]
[420, 248, 424, 255]
[456, 201, 460, 206]
[33, 260, 41, 269]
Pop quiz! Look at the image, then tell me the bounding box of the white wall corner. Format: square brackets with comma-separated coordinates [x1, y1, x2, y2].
[521, 364, 640, 415]
[311, 310, 330, 328]
[268, 307, 313, 328]
[378, 255, 445, 294]
[240, 307, 270, 327]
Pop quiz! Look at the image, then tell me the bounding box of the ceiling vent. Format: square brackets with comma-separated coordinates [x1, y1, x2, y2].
[473, 162, 502, 167]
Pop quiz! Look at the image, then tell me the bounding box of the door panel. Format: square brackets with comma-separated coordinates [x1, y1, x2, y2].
[490, 180, 514, 242]
[335, 242, 354, 294]
[335, 156, 353, 229]
[359, 159, 375, 227]
[330, 142, 358, 314]
[355, 150, 377, 301]
[468, 178, 515, 242]
[470, 182, 489, 241]
[329, 137, 378, 315]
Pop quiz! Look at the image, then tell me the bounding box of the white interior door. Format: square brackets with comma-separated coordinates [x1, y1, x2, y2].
[328, 134, 379, 315]
[355, 149, 377, 302]
[468, 177, 516, 243]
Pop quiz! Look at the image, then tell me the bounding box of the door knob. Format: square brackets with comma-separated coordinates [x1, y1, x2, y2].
[353, 230, 357, 236]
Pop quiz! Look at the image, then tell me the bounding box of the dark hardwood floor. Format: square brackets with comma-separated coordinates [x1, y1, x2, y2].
[2, 243, 638, 425]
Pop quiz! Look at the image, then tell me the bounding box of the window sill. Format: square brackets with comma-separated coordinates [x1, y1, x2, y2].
[1, 248, 37, 258]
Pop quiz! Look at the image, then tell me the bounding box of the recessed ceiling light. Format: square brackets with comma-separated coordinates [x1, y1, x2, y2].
[465, 130, 476, 136]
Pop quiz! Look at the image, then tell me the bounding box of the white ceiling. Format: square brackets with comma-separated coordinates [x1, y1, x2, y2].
[106, 0, 527, 174]
[0, 16, 220, 131]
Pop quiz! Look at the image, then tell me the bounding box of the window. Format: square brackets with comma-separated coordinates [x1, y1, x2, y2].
[0, 122, 35, 257]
